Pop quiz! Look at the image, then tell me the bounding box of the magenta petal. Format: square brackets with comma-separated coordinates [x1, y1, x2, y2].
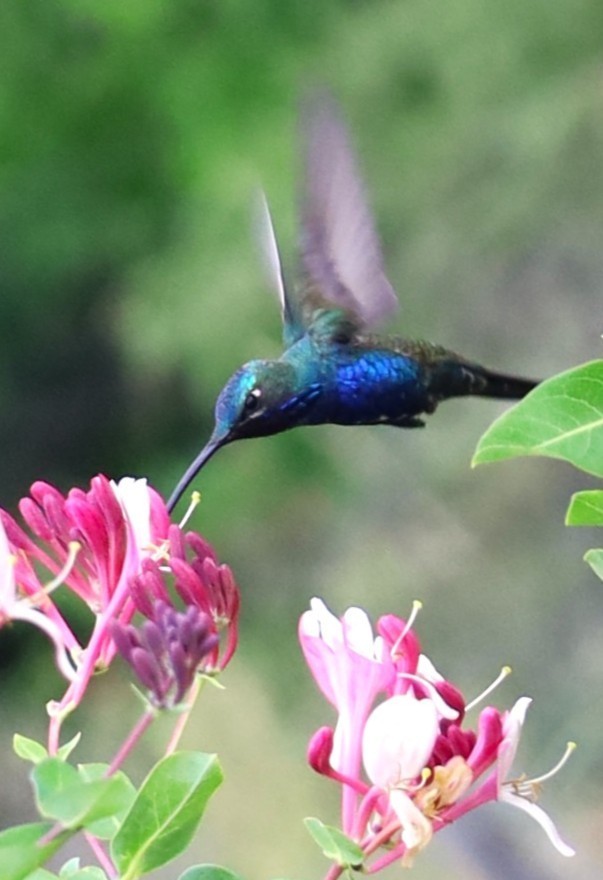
[467, 706, 504, 778]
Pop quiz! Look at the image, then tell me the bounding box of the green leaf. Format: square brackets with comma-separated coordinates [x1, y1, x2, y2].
[472, 361, 603, 477]
[304, 817, 364, 868]
[13, 734, 48, 765]
[111, 751, 223, 880]
[585, 549, 603, 581]
[32, 759, 135, 832]
[566, 490, 603, 526]
[76, 765, 136, 839]
[57, 733, 82, 762]
[0, 822, 68, 880]
[179, 867, 243, 880]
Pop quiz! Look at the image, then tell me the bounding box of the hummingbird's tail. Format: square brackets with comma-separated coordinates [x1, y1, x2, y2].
[472, 368, 539, 400]
[428, 358, 539, 402]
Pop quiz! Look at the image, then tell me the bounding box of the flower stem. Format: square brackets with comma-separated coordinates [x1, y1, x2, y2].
[106, 709, 156, 776]
[361, 817, 401, 857]
[165, 676, 204, 754]
[48, 575, 133, 752]
[84, 831, 117, 878]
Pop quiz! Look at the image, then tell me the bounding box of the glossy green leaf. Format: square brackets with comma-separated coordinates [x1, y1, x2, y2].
[0, 822, 67, 880]
[13, 734, 48, 765]
[585, 549, 603, 581]
[472, 361, 603, 477]
[32, 759, 134, 831]
[112, 751, 223, 880]
[179, 867, 243, 880]
[304, 817, 364, 868]
[566, 490, 603, 526]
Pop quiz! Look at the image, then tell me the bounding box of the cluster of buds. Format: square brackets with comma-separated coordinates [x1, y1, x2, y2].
[300, 599, 574, 871]
[0, 476, 239, 721]
[112, 528, 240, 707]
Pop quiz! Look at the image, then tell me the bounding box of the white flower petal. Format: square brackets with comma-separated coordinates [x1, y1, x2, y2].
[363, 694, 439, 788]
[342, 606, 376, 658]
[498, 697, 532, 788]
[389, 789, 433, 853]
[500, 789, 575, 858]
[417, 653, 444, 683]
[110, 477, 152, 553]
[308, 597, 342, 649]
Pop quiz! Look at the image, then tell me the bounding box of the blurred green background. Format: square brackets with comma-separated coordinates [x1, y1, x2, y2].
[1, 0, 603, 877]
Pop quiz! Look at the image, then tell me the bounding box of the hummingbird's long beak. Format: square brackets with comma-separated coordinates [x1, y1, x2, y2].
[167, 434, 227, 513]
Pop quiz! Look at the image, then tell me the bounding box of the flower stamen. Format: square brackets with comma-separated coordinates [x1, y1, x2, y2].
[508, 741, 576, 802]
[465, 666, 512, 712]
[399, 766, 431, 794]
[390, 600, 422, 658]
[30, 541, 82, 601]
[179, 491, 201, 530]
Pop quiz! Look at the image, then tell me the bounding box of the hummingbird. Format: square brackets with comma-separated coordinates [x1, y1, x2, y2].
[167, 94, 537, 512]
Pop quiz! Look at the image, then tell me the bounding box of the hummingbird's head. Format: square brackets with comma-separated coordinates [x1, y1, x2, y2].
[167, 358, 299, 511]
[213, 358, 299, 442]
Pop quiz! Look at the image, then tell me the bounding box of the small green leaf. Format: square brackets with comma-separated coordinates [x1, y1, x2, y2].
[57, 733, 82, 762]
[585, 549, 603, 581]
[58, 861, 108, 880]
[112, 751, 223, 880]
[179, 867, 243, 880]
[13, 735, 48, 765]
[472, 361, 603, 477]
[62, 871, 107, 880]
[0, 822, 68, 880]
[566, 490, 603, 526]
[304, 817, 364, 868]
[59, 859, 81, 875]
[32, 759, 134, 831]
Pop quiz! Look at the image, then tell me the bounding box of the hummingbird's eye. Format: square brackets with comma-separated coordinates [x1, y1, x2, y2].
[244, 388, 261, 413]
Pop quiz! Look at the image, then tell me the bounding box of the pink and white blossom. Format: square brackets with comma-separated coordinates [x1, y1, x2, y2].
[0, 475, 239, 753]
[301, 599, 575, 873]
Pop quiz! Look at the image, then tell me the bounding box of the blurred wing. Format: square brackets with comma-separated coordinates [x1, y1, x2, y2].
[300, 93, 399, 328]
[254, 191, 302, 346]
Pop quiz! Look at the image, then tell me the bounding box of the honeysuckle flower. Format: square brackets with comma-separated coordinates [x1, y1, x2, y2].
[0, 475, 240, 751]
[301, 599, 575, 873]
